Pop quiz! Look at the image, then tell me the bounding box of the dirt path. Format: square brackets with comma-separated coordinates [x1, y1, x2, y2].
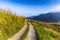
[25, 22, 37, 40]
[8, 23, 28, 40]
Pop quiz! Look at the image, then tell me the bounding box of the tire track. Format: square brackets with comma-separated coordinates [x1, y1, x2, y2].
[8, 22, 28, 40]
[25, 22, 37, 40]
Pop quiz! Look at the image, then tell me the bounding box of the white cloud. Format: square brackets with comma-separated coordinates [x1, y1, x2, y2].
[51, 4, 60, 12]
[0, 1, 43, 16]
[0, 1, 60, 17]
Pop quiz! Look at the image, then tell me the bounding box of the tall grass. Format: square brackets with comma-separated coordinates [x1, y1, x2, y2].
[0, 10, 25, 40]
[31, 21, 56, 40]
[32, 20, 60, 32]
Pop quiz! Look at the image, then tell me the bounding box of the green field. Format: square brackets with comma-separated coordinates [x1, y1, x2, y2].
[31, 21, 60, 40]
[0, 10, 25, 40]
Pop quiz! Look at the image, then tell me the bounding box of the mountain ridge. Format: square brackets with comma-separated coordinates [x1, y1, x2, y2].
[28, 12, 60, 22]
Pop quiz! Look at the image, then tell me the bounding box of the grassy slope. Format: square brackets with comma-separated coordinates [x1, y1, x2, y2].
[30, 20, 60, 40]
[0, 10, 25, 40]
[49, 23, 60, 32]
[32, 20, 60, 33]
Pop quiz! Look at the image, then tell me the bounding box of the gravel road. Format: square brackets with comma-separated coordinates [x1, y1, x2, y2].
[8, 22, 37, 40]
[25, 22, 37, 40]
[8, 23, 28, 40]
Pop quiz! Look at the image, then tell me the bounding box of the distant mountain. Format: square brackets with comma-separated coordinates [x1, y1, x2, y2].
[28, 12, 60, 22]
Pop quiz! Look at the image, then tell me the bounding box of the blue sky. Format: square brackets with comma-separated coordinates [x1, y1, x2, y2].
[0, 0, 60, 17]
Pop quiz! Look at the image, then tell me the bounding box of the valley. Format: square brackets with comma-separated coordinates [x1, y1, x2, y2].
[0, 10, 60, 40]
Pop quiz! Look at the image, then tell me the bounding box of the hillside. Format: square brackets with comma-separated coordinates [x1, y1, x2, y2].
[30, 20, 60, 40]
[0, 10, 60, 40]
[28, 12, 60, 22]
[0, 10, 25, 40]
